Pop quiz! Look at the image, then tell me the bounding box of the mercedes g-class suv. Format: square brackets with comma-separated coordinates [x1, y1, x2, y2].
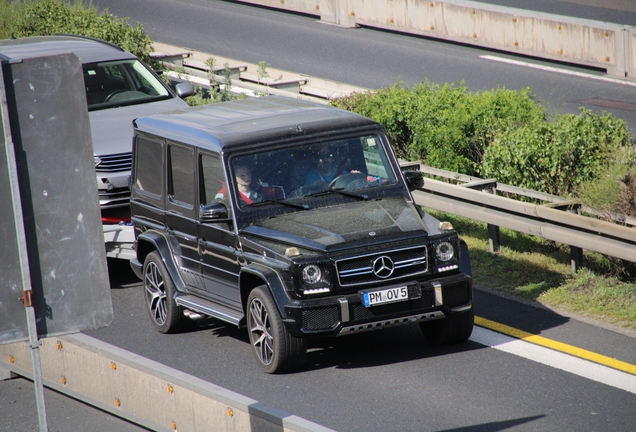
[129, 96, 474, 373]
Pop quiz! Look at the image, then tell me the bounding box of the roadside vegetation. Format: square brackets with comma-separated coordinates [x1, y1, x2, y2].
[4, 0, 635, 331]
[425, 208, 636, 332]
[331, 84, 636, 332]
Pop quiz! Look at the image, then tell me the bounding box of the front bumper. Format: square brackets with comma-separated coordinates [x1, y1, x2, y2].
[283, 272, 472, 337]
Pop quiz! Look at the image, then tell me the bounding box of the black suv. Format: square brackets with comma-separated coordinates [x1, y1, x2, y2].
[129, 96, 473, 373]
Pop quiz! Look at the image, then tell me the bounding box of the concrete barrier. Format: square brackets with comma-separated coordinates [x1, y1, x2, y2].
[0, 334, 333, 432]
[236, 0, 636, 80]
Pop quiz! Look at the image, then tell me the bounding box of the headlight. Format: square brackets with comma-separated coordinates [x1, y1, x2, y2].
[302, 264, 322, 284]
[435, 241, 454, 262]
[299, 263, 332, 295]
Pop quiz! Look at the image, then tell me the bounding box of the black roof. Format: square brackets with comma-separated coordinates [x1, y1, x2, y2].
[133, 96, 381, 152]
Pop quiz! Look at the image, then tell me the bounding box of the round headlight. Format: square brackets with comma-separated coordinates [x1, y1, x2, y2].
[302, 264, 322, 284]
[435, 241, 454, 262]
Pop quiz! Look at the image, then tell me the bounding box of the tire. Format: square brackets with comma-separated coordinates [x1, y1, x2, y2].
[247, 286, 307, 374]
[420, 308, 474, 345]
[143, 251, 184, 334]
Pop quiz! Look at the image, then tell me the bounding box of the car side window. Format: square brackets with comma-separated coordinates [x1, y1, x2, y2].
[168, 143, 194, 208]
[200, 153, 232, 217]
[133, 136, 163, 199]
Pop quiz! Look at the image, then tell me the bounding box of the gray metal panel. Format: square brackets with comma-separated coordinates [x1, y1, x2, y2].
[0, 53, 113, 344]
[0, 106, 24, 343]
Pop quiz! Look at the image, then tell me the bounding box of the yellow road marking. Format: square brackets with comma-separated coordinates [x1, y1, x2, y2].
[475, 316, 636, 376]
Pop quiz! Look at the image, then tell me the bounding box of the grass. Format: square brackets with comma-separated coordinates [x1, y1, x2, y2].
[424, 208, 636, 332]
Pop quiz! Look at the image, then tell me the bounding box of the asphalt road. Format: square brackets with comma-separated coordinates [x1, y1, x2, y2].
[85, 1, 636, 429]
[3, 1, 636, 430]
[91, 0, 636, 134]
[82, 259, 636, 432]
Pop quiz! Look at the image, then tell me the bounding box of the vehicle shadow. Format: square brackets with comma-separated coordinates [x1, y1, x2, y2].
[437, 415, 546, 432]
[300, 324, 482, 372]
[107, 258, 141, 289]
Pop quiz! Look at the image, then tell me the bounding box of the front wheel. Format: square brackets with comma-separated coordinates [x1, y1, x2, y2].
[143, 251, 184, 334]
[420, 308, 474, 345]
[247, 286, 307, 374]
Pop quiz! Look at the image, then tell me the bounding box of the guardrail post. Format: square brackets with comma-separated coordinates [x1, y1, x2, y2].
[488, 224, 501, 253]
[460, 179, 501, 253]
[571, 246, 583, 273]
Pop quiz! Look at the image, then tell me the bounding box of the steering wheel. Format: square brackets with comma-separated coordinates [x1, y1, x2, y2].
[327, 172, 367, 190]
[104, 89, 126, 102]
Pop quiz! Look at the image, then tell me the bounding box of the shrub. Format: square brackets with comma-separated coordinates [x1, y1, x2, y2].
[482, 109, 635, 196]
[332, 82, 545, 175]
[331, 84, 413, 159]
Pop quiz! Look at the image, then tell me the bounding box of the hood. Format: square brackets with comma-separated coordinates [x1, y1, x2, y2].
[89, 98, 188, 156]
[242, 196, 428, 252]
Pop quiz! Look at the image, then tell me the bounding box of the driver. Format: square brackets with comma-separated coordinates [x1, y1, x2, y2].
[304, 145, 347, 189]
[216, 164, 282, 206]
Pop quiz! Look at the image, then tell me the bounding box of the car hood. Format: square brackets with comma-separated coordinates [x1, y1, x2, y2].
[89, 98, 188, 156]
[242, 196, 430, 252]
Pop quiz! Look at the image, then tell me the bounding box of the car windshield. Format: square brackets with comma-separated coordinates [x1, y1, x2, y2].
[229, 134, 399, 208]
[83, 59, 171, 110]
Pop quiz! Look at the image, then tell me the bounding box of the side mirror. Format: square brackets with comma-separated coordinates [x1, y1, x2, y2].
[175, 82, 195, 98]
[200, 202, 229, 223]
[403, 170, 424, 191]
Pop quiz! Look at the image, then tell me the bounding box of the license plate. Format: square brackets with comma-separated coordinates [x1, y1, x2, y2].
[361, 285, 409, 307]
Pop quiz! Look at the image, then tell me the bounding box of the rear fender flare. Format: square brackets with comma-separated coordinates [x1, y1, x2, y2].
[136, 231, 187, 292]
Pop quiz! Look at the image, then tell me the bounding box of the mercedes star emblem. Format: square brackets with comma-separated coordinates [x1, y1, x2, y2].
[372, 255, 394, 278]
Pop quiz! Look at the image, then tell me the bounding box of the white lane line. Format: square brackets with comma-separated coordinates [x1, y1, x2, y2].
[470, 326, 636, 395]
[480, 55, 636, 88]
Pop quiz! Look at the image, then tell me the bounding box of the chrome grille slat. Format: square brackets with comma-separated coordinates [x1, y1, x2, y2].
[96, 152, 132, 172]
[336, 245, 428, 287]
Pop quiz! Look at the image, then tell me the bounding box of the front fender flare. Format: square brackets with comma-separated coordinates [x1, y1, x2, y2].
[240, 264, 292, 321]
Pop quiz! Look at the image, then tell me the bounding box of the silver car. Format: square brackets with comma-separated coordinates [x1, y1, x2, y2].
[0, 35, 193, 215]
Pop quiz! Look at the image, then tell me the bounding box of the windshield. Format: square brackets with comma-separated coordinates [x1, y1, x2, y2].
[229, 135, 399, 208]
[83, 59, 171, 110]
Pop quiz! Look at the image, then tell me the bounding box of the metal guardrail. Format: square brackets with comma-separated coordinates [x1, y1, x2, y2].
[235, 0, 636, 80]
[400, 162, 636, 271]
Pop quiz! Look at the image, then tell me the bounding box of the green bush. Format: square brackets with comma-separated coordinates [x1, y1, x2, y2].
[2, 0, 153, 63]
[332, 82, 545, 175]
[331, 84, 413, 159]
[482, 109, 635, 197]
[576, 153, 636, 219]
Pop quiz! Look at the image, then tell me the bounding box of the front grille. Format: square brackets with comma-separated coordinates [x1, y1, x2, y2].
[98, 186, 130, 207]
[302, 307, 339, 331]
[97, 152, 132, 172]
[336, 245, 428, 287]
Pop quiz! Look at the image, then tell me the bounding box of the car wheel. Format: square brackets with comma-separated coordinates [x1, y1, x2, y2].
[420, 308, 474, 345]
[247, 285, 307, 374]
[143, 251, 184, 334]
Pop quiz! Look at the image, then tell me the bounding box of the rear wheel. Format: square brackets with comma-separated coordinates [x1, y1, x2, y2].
[143, 251, 184, 334]
[247, 286, 307, 373]
[420, 308, 474, 345]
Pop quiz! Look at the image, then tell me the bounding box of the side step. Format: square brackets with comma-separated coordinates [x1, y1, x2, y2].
[175, 294, 243, 326]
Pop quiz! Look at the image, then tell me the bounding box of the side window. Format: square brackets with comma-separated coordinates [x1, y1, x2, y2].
[200, 153, 232, 217]
[134, 136, 163, 198]
[168, 144, 195, 208]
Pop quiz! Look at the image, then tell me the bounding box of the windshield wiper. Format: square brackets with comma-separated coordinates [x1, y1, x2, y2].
[248, 198, 310, 210]
[308, 188, 369, 200]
